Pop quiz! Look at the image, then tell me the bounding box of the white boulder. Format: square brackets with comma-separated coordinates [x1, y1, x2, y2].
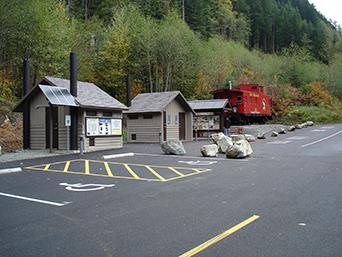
[278, 128, 287, 134]
[271, 131, 279, 137]
[161, 139, 186, 155]
[200, 144, 219, 157]
[306, 121, 314, 126]
[226, 139, 253, 159]
[244, 134, 256, 142]
[211, 133, 233, 153]
[230, 134, 246, 142]
[288, 125, 296, 131]
[257, 133, 266, 139]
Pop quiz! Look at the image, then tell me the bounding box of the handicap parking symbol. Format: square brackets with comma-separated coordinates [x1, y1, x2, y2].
[178, 160, 217, 166]
[59, 183, 115, 192]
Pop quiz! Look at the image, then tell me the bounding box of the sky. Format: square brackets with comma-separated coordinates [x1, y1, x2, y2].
[308, 0, 342, 27]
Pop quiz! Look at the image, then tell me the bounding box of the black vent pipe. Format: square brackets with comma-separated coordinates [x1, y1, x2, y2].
[70, 52, 78, 150]
[23, 57, 30, 149]
[126, 74, 131, 107]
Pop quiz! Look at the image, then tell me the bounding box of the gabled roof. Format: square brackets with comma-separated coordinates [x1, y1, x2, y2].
[13, 76, 127, 112]
[188, 99, 229, 110]
[124, 91, 195, 114]
[42, 76, 127, 110]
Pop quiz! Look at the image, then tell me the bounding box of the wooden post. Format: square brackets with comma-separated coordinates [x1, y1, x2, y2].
[49, 104, 53, 153]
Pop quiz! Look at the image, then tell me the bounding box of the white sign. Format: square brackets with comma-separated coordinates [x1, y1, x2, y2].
[178, 160, 217, 165]
[59, 183, 115, 192]
[65, 115, 71, 127]
[86, 117, 122, 136]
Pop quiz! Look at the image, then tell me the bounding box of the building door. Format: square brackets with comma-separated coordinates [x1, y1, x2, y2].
[179, 112, 186, 140]
[163, 111, 167, 141]
[46, 107, 59, 149]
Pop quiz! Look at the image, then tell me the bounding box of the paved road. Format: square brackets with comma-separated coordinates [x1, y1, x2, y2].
[0, 124, 341, 257]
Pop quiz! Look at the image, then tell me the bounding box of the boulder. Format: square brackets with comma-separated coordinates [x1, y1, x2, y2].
[271, 131, 279, 137]
[288, 125, 296, 132]
[295, 124, 304, 129]
[244, 134, 256, 142]
[257, 133, 266, 139]
[306, 121, 314, 126]
[161, 139, 186, 155]
[226, 139, 253, 159]
[200, 144, 219, 157]
[301, 122, 308, 128]
[278, 128, 287, 134]
[211, 133, 233, 153]
[230, 134, 246, 142]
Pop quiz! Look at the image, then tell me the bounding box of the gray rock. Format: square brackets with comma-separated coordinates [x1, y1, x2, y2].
[226, 139, 253, 159]
[230, 134, 246, 142]
[244, 134, 256, 142]
[257, 133, 266, 139]
[278, 128, 287, 134]
[200, 144, 219, 157]
[306, 121, 314, 126]
[211, 133, 233, 153]
[301, 122, 308, 128]
[271, 131, 279, 137]
[295, 124, 304, 129]
[161, 139, 186, 155]
[288, 125, 296, 131]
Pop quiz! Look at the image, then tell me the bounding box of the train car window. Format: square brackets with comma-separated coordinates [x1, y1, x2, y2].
[237, 96, 242, 103]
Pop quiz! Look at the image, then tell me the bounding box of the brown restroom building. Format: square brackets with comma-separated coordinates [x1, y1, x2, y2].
[14, 76, 127, 152]
[125, 91, 195, 143]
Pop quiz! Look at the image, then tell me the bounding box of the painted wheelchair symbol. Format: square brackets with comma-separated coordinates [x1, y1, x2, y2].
[59, 183, 115, 192]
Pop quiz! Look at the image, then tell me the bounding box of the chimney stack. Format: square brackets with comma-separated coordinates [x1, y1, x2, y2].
[126, 75, 131, 107]
[69, 52, 78, 150]
[23, 57, 30, 149]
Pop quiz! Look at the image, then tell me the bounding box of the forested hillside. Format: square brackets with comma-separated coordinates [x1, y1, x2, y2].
[0, 0, 342, 123]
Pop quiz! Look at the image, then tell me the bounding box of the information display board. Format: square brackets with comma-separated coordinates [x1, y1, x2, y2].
[86, 117, 122, 137]
[194, 114, 220, 130]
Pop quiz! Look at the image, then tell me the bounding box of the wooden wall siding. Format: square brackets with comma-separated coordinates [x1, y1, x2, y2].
[58, 106, 69, 150]
[127, 114, 161, 143]
[30, 92, 48, 149]
[165, 99, 184, 140]
[185, 112, 193, 141]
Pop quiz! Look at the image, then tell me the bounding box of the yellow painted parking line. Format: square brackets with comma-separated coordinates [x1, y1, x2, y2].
[168, 167, 185, 177]
[145, 165, 166, 182]
[26, 166, 159, 181]
[123, 164, 140, 179]
[25, 159, 212, 183]
[85, 160, 90, 175]
[104, 162, 113, 177]
[179, 215, 260, 257]
[63, 161, 70, 173]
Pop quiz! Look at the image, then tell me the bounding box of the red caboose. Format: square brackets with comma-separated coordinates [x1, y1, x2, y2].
[212, 84, 272, 124]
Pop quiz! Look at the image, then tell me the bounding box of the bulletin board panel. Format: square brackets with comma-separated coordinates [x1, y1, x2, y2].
[85, 117, 122, 137]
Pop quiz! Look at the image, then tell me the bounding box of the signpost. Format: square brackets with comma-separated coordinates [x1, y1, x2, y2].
[65, 115, 71, 151]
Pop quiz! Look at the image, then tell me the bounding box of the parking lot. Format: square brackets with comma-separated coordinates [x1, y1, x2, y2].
[0, 124, 342, 257]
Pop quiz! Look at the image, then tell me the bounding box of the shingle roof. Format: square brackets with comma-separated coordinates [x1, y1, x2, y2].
[124, 91, 194, 114]
[43, 76, 127, 110]
[188, 99, 229, 110]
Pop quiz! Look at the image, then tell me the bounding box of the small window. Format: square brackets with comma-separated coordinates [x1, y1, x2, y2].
[89, 137, 95, 146]
[175, 114, 178, 125]
[86, 111, 97, 116]
[237, 96, 242, 103]
[131, 134, 136, 140]
[167, 114, 171, 125]
[143, 114, 153, 119]
[102, 111, 112, 117]
[128, 115, 139, 120]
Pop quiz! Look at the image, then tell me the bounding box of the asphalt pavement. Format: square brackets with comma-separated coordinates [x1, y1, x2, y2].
[0, 124, 341, 257]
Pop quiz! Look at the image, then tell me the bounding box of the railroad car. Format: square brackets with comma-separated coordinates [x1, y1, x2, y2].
[212, 84, 272, 124]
